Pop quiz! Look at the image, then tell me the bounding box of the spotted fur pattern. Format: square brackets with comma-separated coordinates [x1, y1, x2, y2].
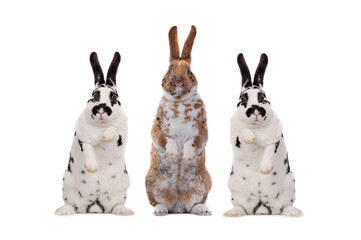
[55, 52, 133, 215]
[225, 54, 302, 217]
[146, 26, 212, 215]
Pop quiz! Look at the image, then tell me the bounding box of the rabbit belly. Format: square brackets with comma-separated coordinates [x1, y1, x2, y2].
[146, 146, 210, 213]
[228, 139, 296, 215]
[62, 138, 129, 213]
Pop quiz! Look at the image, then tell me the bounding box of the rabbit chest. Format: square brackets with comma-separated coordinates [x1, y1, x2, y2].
[160, 95, 205, 150]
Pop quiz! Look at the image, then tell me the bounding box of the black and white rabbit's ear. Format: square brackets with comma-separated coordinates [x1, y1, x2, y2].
[106, 52, 121, 86]
[253, 53, 268, 88]
[237, 53, 252, 89]
[181, 25, 197, 63]
[90, 52, 105, 86]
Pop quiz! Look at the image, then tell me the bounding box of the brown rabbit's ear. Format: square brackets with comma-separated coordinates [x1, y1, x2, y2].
[90, 52, 105, 86]
[237, 53, 252, 88]
[253, 53, 268, 88]
[181, 25, 197, 63]
[169, 26, 180, 62]
[106, 52, 121, 87]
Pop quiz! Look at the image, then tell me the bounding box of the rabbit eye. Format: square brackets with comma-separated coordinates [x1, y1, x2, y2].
[168, 68, 171, 75]
[187, 68, 191, 75]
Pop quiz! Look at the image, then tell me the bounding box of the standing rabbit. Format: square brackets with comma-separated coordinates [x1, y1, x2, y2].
[224, 53, 302, 217]
[145, 26, 212, 216]
[55, 52, 133, 215]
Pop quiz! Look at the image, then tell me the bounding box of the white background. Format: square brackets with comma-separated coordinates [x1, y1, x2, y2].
[1, 0, 360, 239]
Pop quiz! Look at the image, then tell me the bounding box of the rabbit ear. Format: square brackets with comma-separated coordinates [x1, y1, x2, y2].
[90, 52, 105, 86]
[169, 26, 180, 62]
[181, 25, 197, 63]
[106, 52, 121, 86]
[237, 53, 252, 88]
[253, 53, 268, 88]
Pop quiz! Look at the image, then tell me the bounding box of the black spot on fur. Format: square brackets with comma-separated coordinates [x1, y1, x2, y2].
[235, 137, 241, 148]
[86, 198, 105, 213]
[67, 153, 74, 173]
[253, 200, 272, 215]
[276, 192, 280, 199]
[110, 91, 121, 106]
[284, 154, 291, 174]
[78, 139, 83, 151]
[124, 164, 128, 174]
[81, 170, 85, 174]
[242, 177, 246, 180]
[74, 132, 76, 136]
[92, 103, 112, 116]
[230, 166, 234, 175]
[112, 175, 116, 179]
[257, 91, 270, 104]
[273, 172, 277, 175]
[272, 182, 276, 185]
[274, 141, 280, 153]
[246, 105, 266, 117]
[117, 135, 122, 146]
[78, 191, 83, 198]
[237, 92, 248, 108]
[88, 90, 100, 103]
[159, 166, 172, 177]
[82, 180, 86, 184]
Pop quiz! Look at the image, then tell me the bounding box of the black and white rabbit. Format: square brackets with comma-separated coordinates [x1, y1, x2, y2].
[224, 54, 302, 217]
[55, 52, 133, 215]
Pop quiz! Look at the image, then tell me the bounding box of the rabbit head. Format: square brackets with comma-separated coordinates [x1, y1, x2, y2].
[86, 52, 122, 123]
[236, 53, 273, 125]
[162, 25, 198, 100]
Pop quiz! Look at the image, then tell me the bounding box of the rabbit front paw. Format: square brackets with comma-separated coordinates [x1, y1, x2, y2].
[242, 128, 255, 144]
[182, 141, 196, 164]
[103, 127, 117, 143]
[85, 157, 98, 173]
[166, 139, 179, 159]
[260, 159, 273, 174]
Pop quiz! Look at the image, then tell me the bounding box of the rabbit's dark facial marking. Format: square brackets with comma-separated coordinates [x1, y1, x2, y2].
[257, 91, 270, 105]
[91, 103, 112, 116]
[237, 92, 248, 108]
[88, 90, 101, 103]
[246, 105, 266, 118]
[110, 91, 121, 107]
[162, 60, 198, 99]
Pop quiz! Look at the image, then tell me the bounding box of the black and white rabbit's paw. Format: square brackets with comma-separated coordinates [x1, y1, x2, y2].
[191, 204, 212, 216]
[241, 128, 255, 144]
[84, 156, 98, 173]
[166, 138, 179, 159]
[55, 204, 76, 216]
[182, 141, 195, 164]
[260, 158, 273, 174]
[224, 206, 246, 217]
[103, 126, 117, 143]
[153, 204, 169, 216]
[282, 206, 303, 217]
[112, 205, 134, 216]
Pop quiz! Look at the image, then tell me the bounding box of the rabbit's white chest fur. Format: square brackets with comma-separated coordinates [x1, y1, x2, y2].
[228, 112, 296, 215]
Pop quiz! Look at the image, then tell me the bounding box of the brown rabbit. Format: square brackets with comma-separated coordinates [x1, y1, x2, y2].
[145, 25, 212, 216]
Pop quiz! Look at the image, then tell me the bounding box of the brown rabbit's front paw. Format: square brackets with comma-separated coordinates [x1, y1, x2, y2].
[166, 139, 179, 159]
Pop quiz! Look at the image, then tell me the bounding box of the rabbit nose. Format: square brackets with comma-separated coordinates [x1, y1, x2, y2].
[254, 109, 260, 115]
[172, 80, 184, 87]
